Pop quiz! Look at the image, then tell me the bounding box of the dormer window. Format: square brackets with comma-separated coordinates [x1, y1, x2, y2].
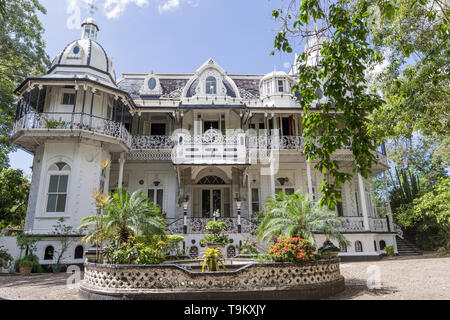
[73, 46, 80, 55]
[148, 78, 157, 90]
[206, 77, 217, 94]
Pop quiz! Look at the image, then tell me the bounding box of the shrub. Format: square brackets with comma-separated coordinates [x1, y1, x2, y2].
[239, 238, 259, 255]
[103, 236, 165, 265]
[200, 233, 229, 247]
[205, 221, 227, 233]
[384, 245, 395, 256]
[269, 237, 318, 262]
[436, 246, 449, 256]
[14, 255, 43, 273]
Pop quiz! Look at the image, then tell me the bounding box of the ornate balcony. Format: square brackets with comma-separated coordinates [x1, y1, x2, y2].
[12, 112, 132, 150]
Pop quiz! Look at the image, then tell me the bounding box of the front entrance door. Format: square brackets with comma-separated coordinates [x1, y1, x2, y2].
[202, 189, 222, 218]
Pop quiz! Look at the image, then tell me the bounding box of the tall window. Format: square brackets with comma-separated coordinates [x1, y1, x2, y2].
[46, 162, 70, 213]
[336, 190, 344, 217]
[44, 246, 54, 260]
[278, 80, 284, 92]
[148, 189, 164, 212]
[355, 241, 363, 252]
[62, 93, 75, 105]
[251, 188, 260, 213]
[74, 245, 84, 259]
[206, 77, 217, 94]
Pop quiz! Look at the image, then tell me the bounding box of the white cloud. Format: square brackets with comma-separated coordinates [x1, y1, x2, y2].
[104, 0, 150, 19]
[158, 0, 200, 14]
[67, 0, 199, 20]
[158, 0, 180, 13]
[283, 62, 290, 70]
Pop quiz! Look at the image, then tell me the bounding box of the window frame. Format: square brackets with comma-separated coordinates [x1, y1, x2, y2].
[205, 77, 217, 95]
[44, 162, 71, 216]
[148, 188, 164, 213]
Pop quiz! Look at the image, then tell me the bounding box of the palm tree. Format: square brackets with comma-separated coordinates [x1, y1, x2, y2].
[80, 188, 167, 243]
[256, 190, 350, 247]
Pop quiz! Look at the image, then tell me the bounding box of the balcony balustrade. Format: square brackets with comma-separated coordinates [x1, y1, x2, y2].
[13, 115, 387, 166]
[13, 112, 132, 146]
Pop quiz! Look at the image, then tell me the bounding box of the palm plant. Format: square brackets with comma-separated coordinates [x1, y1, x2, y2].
[256, 190, 350, 247]
[80, 188, 167, 243]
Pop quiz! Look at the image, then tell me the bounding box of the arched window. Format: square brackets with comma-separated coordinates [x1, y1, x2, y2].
[198, 176, 226, 185]
[355, 241, 363, 252]
[339, 243, 347, 253]
[374, 240, 377, 251]
[74, 245, 84, 259]
[206, 77, 217, 94]
[44, 246, 54, 260]
[46, 162, 70, 213]
[379, 240, 386, 250]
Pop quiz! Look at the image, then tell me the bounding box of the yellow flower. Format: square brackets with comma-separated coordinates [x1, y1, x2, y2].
[101, 159, 111, 170]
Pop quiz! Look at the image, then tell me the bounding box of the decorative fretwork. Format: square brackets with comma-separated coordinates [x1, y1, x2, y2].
[132, 135, 175, 150]
[197, 176, 226, 185]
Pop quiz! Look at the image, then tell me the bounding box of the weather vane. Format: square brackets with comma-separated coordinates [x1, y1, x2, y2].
[88, 0, 98, 18]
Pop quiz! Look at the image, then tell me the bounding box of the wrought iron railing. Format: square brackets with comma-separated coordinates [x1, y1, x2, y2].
[13, 112, 132, 147]
[167, 217, 257, 235]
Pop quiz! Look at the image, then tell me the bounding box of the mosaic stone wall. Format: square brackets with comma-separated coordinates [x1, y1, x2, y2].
[82, 259, 341, 291]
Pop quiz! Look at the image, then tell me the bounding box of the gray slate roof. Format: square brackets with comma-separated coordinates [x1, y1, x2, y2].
[117, 75, 262, 100]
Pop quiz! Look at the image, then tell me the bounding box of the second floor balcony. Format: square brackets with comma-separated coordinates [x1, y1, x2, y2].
[12, 114, 388, 168]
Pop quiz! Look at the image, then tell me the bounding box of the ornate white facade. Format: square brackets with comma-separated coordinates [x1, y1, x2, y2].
[3, 18, 398, 266]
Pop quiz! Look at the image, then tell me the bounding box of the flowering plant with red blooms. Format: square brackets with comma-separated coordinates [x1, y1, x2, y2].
[269, 237, 318, 262]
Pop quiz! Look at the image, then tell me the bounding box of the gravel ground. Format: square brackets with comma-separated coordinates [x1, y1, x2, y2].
[327, 254, 450, 300]
[0, 254, 448, 300]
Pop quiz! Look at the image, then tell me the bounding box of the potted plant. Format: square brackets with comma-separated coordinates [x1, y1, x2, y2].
[178, 194, 189, 208]
[14, 255, 41, 276]
[201, 221, 229, 249]
[384, 245, 395, 258]
[201, 248, 226, 272]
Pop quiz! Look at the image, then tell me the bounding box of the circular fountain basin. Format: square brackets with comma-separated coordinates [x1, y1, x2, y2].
[79, 258, 344, 300]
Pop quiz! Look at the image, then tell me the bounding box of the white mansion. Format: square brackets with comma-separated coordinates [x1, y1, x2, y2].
[5, 18, 398, 264]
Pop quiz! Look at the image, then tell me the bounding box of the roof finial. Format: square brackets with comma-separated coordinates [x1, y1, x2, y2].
[88, 0, 98, 18]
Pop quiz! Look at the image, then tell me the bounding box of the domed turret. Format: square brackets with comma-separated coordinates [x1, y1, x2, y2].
[49, 18, 115, 84]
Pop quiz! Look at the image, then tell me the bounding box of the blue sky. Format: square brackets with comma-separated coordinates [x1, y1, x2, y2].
[9, 0, 295, 175]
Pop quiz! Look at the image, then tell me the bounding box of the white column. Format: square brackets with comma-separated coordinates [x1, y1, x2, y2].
[118, 153, 125, 189]
[306, 160, 313, 195]
[358, 173, 370, 231]
[270, 165, 276, 197]
[247, 173, 252, 217]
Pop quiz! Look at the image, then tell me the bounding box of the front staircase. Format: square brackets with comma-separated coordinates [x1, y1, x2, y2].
[396, 236, 422, 256]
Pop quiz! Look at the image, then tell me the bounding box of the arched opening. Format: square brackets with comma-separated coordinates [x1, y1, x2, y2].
[44, 246, 54, 260]
[74, 245, 84, 259]
[379, 240, 386, 250]
[355, 241, 363, 252]
[339, 243, 347, 253]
